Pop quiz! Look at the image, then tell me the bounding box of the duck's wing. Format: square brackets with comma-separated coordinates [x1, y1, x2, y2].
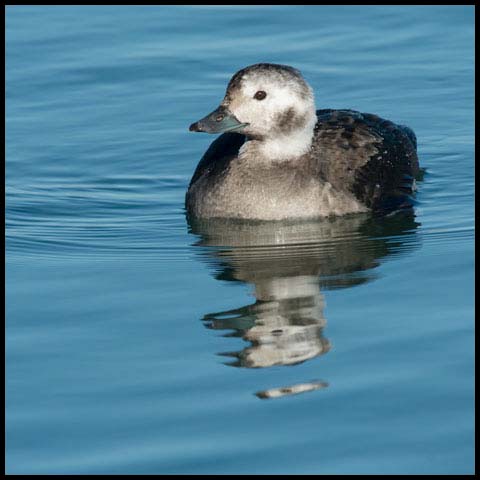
[313, 109, 419, 213]
[188, 132, 246, 188]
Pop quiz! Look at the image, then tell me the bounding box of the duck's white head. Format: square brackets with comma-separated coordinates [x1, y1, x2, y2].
[190, 63, 317, 160]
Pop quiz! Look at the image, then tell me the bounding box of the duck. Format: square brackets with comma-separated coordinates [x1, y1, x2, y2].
[186, 63, 419, 221]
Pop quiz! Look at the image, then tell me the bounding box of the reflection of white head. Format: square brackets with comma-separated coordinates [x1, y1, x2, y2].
[223, 63, 317, 159]
[241, 275, 330, 368]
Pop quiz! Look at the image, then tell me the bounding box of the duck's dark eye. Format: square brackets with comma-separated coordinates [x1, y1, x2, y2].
[254, 90, 267, 101]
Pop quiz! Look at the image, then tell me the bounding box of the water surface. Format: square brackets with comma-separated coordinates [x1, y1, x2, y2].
[6, 5, 474, 474]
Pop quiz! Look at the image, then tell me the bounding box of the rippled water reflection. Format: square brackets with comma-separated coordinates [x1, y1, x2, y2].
[190, 212, 420, 396]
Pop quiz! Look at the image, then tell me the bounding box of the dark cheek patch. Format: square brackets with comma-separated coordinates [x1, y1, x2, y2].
[276, 107, 308, 134]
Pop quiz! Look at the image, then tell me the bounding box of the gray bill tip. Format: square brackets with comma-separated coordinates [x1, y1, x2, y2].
[189, 106, 248, 134]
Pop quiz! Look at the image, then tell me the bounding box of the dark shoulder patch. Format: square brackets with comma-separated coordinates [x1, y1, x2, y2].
[188, 132, 246, 188]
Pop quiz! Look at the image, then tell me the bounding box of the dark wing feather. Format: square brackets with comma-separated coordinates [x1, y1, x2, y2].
[313, 109, 419, 213]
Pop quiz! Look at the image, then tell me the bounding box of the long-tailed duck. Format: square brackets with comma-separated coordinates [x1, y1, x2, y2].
[186, 63, 419, 220]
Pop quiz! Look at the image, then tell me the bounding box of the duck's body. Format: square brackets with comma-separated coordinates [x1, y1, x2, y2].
[186, 64, 419, 221]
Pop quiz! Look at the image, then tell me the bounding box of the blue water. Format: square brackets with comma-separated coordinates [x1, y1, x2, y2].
[6, 5, 474, 474]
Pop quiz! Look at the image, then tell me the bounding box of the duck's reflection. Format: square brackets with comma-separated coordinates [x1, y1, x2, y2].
[188, 212, 420, 399]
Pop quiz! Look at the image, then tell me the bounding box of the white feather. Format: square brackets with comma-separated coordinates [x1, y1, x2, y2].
[227, 73, 317, 160]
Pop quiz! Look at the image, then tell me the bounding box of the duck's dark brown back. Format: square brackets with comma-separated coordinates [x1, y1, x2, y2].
[312, 109, 419, 213]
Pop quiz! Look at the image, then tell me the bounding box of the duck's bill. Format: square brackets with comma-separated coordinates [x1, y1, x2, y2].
[189, 106, 249, 134]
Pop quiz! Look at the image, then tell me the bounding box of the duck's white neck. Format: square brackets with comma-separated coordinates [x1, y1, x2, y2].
[239, 113, 316, 163]
[264, 128, 315, 160]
